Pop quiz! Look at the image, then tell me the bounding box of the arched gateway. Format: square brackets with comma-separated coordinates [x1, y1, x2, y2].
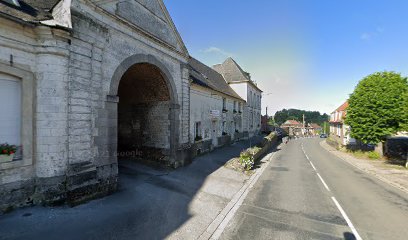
[108, 54, 180, 166]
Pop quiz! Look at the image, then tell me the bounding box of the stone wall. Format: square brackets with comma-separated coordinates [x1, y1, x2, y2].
[0, 0, 191, 212]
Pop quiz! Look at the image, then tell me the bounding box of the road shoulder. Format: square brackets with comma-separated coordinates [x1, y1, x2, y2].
[320, 140, 408, 194]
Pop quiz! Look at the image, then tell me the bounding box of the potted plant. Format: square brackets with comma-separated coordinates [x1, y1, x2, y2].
[0, 143, 17, 163]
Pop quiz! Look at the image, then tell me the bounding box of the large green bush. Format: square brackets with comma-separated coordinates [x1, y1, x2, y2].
[345, 71, 408, 144]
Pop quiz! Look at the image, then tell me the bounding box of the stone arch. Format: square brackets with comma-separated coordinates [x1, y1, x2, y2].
[107, 54, 180, 166]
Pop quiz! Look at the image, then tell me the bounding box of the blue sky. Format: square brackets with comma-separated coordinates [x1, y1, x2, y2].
[164, 0, 408, 115]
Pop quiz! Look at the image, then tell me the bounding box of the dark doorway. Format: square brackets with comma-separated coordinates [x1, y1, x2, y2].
[117, 63, 171, 165]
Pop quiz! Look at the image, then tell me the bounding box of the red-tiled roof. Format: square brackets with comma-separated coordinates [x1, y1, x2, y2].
[334, 101, 349, 113]
[309, 123, 321, 129]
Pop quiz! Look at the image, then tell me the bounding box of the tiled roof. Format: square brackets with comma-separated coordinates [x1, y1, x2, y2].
[213, 57, 263, 92]
[309, 123, 321, 129]
[189, 57, 243, 101]
[282, 120, 302, 127]
[333, 101, 349, 113]
[0, 0, 59, 22]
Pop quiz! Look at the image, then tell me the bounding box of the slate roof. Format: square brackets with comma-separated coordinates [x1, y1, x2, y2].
[213, 57, 263, 92]
[0, 0, 59, 23]
[189, 57, 243, 101]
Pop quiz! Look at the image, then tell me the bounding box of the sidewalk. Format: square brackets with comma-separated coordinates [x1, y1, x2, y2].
[0, 136, 273, 240]
[320, 140, 408, 194]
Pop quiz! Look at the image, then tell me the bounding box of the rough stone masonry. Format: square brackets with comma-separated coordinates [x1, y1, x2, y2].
[0, 0, 192, 212]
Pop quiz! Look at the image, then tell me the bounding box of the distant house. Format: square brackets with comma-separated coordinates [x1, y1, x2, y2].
[213, 58, 263, 137]
[308, 123, 322, 135]
[329, 101, 355, 145]
[261, 115, 273, 133]
[281, 120, 303, 136]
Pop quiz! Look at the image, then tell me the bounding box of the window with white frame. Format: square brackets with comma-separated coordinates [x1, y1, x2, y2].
[0, 74, 22, 158]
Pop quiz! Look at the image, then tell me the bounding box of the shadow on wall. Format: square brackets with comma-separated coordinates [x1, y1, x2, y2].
[0, 135, 275, 240]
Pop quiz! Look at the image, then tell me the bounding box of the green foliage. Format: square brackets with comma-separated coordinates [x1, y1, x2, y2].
[400, 90, 408, 131]
[274, 109, 329, 126]
[0, 143, 17, 156]
[267, 117, 276, 126]
[368, 151, 381, 160]
[239, 147, 261, 171]
[345, 71, 408, 144]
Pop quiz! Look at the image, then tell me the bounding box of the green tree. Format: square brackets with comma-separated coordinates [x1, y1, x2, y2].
[345, 71, 408, 144]
[400, 90, 408, 131]
[274, 108, 328, 126]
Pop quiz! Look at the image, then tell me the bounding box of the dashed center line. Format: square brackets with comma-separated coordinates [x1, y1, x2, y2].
[316, 173, 331, 192]
[301, 141, 363, 240]
[332, 197, 363, 240]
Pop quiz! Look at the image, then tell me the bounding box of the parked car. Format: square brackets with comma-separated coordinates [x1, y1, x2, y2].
[320, 134, 328, 138]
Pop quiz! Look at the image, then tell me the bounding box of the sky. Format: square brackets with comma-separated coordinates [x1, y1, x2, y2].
[164, 0, 408, 115]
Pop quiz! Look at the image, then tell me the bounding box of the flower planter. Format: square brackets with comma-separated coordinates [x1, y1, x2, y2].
[0, 154, 14, 163]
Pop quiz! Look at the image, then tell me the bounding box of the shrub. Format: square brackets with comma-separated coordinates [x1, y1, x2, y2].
[239, 150, 254, 171]
[0, 143, 17, 156]
[368, 151, 381, 160]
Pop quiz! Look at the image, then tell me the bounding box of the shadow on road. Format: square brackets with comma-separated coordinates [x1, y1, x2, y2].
[0, 135, 277, 240]
[343, 232, 357, 240]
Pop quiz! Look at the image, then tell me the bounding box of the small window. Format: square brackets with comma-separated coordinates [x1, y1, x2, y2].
[195, 122, 202, 141]
[233, 101, 237, 111]
[222, 98, 227, 110]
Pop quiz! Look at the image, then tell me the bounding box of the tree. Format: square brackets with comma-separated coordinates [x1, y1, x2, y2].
[345, 71, 408, 144]
[274, 108, 328, 126]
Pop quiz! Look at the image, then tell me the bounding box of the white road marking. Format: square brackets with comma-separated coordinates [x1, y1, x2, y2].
[309, 161, 317, 171]
[303, 141, 362, 239]
[316, 173, 331, 192]
[332, 197, 363, 240]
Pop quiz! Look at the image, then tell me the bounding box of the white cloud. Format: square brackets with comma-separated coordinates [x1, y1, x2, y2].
[201, 47, 234, 57]
[360, 33, 372, 40]
[360, 26, 385, 41]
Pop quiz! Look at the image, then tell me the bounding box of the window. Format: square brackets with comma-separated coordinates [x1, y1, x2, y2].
[233, 101, 237, 111]
[195, 122, 202, 141]
[238, 102, 242, 112]
[222, 121, 226, 134]
[222, 98, 227, 111]
[0, 63, 34, 170]
[0, 75, 21, 147]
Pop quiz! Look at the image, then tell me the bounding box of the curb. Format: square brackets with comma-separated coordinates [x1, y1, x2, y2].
[320, 141, 408, 195]
[198, 145, 280, 240]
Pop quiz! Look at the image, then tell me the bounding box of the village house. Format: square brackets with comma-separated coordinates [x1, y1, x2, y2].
[188, 58, 245, 156]
[0, 0, 192, 211]
[281, 120, 303, 136]
[213, 58, 263, 137]
[307, 123, 322, 136]
[329, 101, 355, 145]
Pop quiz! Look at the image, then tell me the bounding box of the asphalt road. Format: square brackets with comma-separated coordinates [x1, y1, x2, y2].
[220, 138, 408, 240]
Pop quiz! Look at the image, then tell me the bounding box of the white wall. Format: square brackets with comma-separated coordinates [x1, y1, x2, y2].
[190, 85, 244, 145]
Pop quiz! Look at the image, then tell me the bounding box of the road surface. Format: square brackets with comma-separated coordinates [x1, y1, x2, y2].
[220, 138, 408, 240]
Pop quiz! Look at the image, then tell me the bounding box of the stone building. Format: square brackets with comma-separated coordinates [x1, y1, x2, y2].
[0, 0, 191, 210]
[214, 58, 263, 137]
[188, 57, 245, 156]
